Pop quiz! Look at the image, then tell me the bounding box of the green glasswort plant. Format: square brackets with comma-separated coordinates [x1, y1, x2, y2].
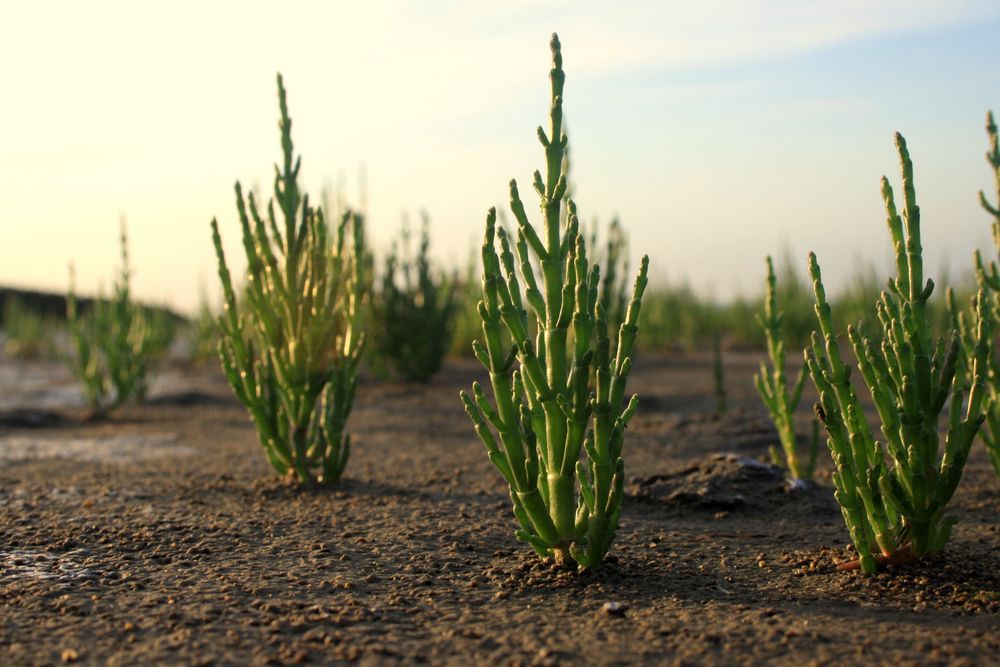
[66, 224, 173, 418]
[805, 133, 990, 574]
[963, 110, 1000, 476]
[947, 289, 1000, 477]
[460, 34, 649, 570]
[373, 213, 457, 381]
[211, 74, 367, 487]
[754, 255, 819, 479]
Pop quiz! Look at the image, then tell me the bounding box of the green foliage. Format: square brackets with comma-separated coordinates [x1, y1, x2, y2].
[2, 297, 56, 359]
[754, 256, 819, 479]
[66, 224, 175, 417]
[805, 133, 989, 574]
[373, 214, 457, 381]
[211, 74, 367, 487]
[460, 34, 649, 570]
[450, 247, 956, 358]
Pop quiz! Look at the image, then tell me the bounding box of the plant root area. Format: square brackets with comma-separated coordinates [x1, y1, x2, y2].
[1, 353, 997, 666]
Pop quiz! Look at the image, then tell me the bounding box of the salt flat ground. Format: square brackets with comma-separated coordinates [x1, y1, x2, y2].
[0, 352, 997, 666]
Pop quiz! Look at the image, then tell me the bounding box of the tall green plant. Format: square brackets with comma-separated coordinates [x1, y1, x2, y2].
[460, 35, 649, 570]
[754, 255, 819, 479]
[373, 213, 456, 381]
[805, 133, 989, 574]
[66, 224, 172, 417]
[965, 110, 1000, 476]
[210, 74, 367, 487]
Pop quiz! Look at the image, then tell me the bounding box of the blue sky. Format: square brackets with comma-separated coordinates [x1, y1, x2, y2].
[0, 1, 997, 311]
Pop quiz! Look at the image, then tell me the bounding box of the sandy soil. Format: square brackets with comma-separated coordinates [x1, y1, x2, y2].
[0, 352, 997, 666]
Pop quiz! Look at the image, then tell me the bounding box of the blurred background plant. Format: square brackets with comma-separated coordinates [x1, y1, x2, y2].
[1, 296, 58, 360]
[955, 110, 1000, 477]
[372, 212, 457, 382]
[184, 288, 222, 367]
[65, 223, 176, 417]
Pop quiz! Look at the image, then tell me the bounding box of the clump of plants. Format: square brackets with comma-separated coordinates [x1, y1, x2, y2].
[2, 297, 56, 359]
[373, 213, 457, 382]
[211, 74, 367, 487]
[461, 34, 649, 570]
[66, 224, 174, 418]
[805, 133, 990, 573]
[754, 255, 819, 480]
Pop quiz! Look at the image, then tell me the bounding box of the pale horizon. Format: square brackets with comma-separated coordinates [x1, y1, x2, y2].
[2, 1, 998, 314]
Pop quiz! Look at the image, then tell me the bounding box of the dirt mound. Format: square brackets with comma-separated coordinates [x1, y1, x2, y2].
[630, 453, 837, 515]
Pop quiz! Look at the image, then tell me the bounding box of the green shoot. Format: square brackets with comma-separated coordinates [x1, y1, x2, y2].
[754, 255, 819, 479]
[211, 73, 367, 487]
[460, 34, 650, 570]
[713, 329, 727, 415]
[805, 133, 990, 573]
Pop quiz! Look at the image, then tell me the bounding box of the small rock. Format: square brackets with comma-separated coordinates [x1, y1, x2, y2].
[601, 601, 627, 617]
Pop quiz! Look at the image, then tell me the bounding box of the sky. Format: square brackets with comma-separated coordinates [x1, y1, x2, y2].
[1, 0, 998, 313]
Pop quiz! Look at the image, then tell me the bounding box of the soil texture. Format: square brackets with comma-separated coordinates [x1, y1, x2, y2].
[1, 352, 998, 666]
